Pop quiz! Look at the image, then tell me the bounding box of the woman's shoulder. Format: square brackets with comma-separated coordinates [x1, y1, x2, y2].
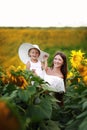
[58, 74, 64, 79]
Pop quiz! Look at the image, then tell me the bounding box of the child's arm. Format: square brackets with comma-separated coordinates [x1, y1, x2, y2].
[26, 61, 30, 70]
[26, 61, 37, 76]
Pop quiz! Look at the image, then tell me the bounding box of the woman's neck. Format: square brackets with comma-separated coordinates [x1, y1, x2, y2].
[52, 67, 61, 73]
[51, 67, 63, 78]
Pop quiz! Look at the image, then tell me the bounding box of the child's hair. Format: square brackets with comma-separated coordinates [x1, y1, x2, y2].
[28, 48, 40, 57]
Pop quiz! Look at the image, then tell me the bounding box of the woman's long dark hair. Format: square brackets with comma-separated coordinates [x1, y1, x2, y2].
[51, 51, 67, 87]
[51, 52, 67, 106]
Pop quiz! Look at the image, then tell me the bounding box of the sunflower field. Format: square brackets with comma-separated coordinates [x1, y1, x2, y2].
[0, 27, 87, 130]
[0, 49, 87, 130]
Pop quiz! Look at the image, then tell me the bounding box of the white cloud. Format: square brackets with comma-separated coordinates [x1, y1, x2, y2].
[0, 0, 87, 27]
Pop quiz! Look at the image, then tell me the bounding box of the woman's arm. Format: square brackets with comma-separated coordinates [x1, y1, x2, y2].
[41, 55, 48, 70]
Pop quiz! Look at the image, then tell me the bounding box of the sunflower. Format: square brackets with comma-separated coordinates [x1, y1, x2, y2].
[67, 71, 73, 78]
[83, 76, 87, 85]
[70, 50, 84, 68]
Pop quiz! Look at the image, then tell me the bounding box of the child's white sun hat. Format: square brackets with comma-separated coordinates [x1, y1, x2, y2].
[18, 43, 49, 64]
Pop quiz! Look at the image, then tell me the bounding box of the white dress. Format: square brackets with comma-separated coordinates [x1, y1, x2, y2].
[29, 60, 44, 78]
[43, 71, 65, 92]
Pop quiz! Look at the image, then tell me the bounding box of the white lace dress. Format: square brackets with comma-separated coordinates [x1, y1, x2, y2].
[43, 71, 65, 92]
[29, 60, 44, 78]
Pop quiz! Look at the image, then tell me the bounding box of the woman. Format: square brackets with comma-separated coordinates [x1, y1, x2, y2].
[43, 51, 67, 106]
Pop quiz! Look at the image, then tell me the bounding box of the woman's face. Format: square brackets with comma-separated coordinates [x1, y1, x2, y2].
[53, 54, 64, 68]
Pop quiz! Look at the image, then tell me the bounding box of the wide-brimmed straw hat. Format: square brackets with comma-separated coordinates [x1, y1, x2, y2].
[18, 43, 49, 64]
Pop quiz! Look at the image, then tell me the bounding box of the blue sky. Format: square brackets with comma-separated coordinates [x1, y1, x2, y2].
[0, 0, 87, 27]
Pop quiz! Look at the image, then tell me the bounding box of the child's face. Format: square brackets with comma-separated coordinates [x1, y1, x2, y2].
[28, 48, 40, 60]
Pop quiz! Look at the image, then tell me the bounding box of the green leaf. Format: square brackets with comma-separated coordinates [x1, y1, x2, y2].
[42, 84, 58, 92]
[65, 119, 81, 130]
[79, 117, 87, 130]
[3, 83, 16, 95]
[76, 111, 87, 119]
[82, 101, 87, 110]
[27, 96, 52, 122]
[8, 90, 18, 100]
[39, 120, 61, 130]
[18, 86, 36, 102]
[27, 85, 36, 95]
[18, 89, 30, 102]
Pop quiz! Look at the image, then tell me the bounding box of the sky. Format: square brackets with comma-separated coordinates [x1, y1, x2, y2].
[0, 0, 87, 27]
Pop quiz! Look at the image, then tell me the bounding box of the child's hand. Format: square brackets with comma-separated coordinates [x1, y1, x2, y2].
[32, 69, 36, 73]
[32, 69, 37, 75]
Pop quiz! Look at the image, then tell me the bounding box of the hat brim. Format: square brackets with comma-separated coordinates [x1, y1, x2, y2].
[18, 43, 49, 64]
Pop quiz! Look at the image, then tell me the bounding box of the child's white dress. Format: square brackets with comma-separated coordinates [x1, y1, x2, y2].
[43, 70, 65, 92]
[29, 60, 44, 78]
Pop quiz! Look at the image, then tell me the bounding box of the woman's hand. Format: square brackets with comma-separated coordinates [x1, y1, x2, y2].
[41, 55, 49, 70]
[43, 54, 49, 61]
